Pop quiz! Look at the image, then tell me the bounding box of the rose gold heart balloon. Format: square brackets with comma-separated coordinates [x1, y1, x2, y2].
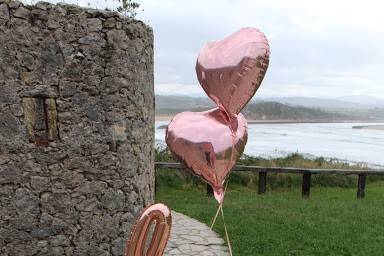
[125, 203, 172, 256]
[196, 27, 270, 120]
[166, 108, 248, 203]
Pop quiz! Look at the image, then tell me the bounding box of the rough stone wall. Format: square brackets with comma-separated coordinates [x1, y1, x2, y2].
[0, 1, 154, 255]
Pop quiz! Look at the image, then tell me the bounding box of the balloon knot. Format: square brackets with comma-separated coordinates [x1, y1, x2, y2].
[214, 187, 225, 204]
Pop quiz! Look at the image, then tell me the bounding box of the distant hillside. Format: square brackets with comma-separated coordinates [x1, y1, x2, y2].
[156, 107, 208, 116]
[156, 95, 213, 109]
[242, 102, 350, 121]
[257, 97, 360, 109]
[257, 96, 384, 109]
[156, 95, 384, 110]
[156, 95, 384, 121]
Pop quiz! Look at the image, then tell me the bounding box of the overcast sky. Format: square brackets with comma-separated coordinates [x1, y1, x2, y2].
[26, 0, 384, 99]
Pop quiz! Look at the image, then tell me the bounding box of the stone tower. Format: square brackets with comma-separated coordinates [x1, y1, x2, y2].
[0, 1, 155, 255]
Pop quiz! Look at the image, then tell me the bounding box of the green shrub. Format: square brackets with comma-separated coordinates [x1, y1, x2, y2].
[155, 147, 383, 190]
[155, 168, 185, 190]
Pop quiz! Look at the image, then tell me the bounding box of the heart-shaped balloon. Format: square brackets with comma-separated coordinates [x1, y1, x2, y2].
[165, 108, 248, 203]
[196, 27, 270, 119]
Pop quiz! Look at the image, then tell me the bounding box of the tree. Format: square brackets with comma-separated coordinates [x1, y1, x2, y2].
[116, 0, 140, 18]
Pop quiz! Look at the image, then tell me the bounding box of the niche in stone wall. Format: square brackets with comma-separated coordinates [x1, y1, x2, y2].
[21, 87, 59, 145]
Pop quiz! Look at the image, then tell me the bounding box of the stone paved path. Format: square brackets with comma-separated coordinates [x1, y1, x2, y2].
[164, 211, 229, 256]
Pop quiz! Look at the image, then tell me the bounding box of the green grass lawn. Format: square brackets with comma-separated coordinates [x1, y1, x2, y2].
[156, 183, 384, 256]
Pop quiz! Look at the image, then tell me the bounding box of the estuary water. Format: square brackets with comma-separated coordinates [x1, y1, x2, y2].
[155, 121, 384, 168]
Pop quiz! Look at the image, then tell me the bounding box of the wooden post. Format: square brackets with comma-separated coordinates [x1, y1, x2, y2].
[207, 184, 213, 197]
[258, 171, 267, 194]
[302, 173, 311, 198]
[357, 174, 367, 199]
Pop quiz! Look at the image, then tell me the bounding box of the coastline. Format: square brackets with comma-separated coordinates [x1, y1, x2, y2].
[155, 115, 384, 124]
[154, 119, 384, 169]
[352, 125, 384, 131]
[155, 115, 173, 121]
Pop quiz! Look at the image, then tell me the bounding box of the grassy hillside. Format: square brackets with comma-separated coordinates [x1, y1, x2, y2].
[157, 184, 384, 256]
[155, 149, 384, 255]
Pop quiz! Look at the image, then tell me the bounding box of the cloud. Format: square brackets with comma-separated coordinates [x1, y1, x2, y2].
[22, 0, 384, 98]
[137, 0, 384, 98]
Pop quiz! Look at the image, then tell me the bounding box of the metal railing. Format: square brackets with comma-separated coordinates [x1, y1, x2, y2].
[155, 162, 384, 199]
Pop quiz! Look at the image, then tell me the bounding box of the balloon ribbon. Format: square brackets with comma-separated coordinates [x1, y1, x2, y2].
[221, 205, 233, 256]
[210, 181, 233, 256]
[210, 202, 222, 229]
